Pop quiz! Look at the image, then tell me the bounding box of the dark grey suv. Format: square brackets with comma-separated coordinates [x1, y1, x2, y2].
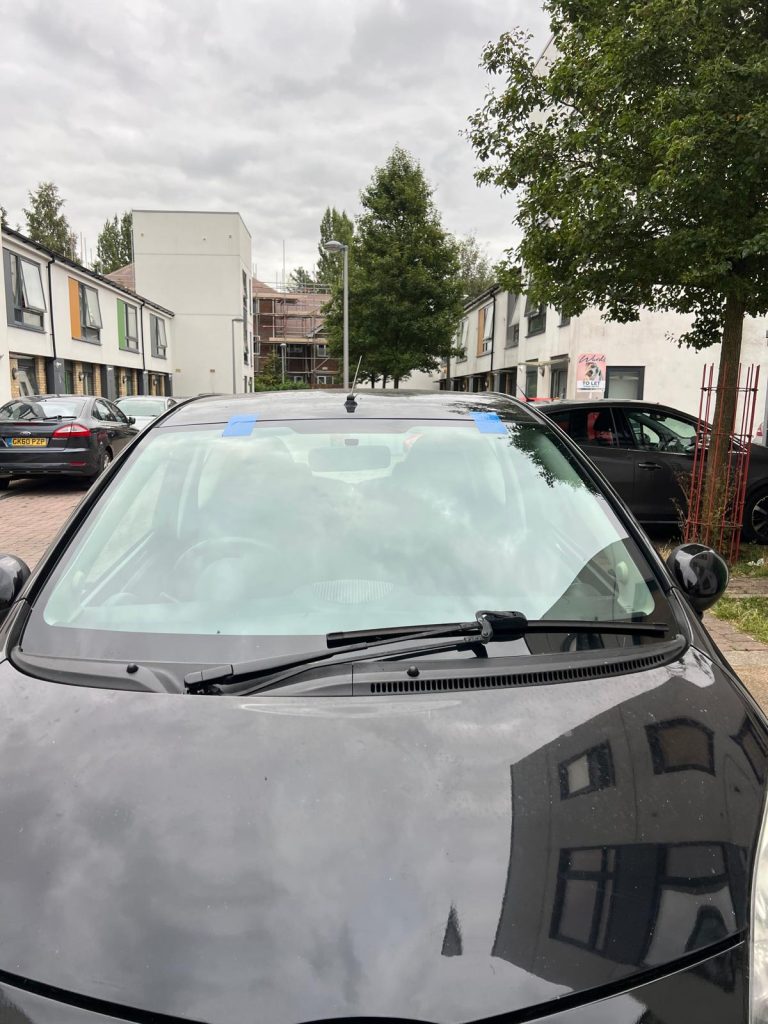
[544, 399, 768, 541]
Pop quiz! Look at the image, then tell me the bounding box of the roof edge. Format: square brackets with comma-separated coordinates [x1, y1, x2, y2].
[1, 227, 175, 316]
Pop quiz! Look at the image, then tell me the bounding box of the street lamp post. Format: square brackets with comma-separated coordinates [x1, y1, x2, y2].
[323, 240, 349, 389]
[279, 342, 287, 384]
[231, 317, 243, 394]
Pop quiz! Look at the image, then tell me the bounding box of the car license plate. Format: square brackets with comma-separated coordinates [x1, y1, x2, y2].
[8, 437, 48, 447]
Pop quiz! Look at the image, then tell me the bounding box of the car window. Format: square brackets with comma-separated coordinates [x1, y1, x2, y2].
[94, 399, 116, 422]
[549, 408, 620, 448]
[108, 401, 130, 424]
[625, 410, 697, 454]
[0, 398, 84, 420]
[116, 399, 166, 417]
[24, 416, 671, 670]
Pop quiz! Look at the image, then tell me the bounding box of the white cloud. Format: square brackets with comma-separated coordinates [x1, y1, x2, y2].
[0, 0, 550, 283]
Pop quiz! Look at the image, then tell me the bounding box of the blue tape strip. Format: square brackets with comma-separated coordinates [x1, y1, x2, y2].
[470, 411, 507, 435]
[222, 414, 258, 437]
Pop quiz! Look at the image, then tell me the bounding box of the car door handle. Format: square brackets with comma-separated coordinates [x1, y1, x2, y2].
[638, 461, 662, 470]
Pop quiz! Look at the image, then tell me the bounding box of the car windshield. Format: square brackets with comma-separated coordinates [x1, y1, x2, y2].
[24, 415, 670, 666]
[116, 399, 167, 417]
[0, 398, 85, 420]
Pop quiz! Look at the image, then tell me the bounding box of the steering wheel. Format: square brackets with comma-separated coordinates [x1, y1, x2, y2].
[170, 537, 275, 601]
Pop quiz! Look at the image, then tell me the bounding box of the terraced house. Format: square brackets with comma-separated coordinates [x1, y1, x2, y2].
[0, 226, 173, 405]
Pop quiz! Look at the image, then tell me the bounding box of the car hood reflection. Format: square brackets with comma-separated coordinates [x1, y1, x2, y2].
[0, 648, 762, 1024]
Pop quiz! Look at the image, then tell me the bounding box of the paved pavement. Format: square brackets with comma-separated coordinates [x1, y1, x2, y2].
[0, 478, 84, 569]
[704, 574, 768, 710]
[2, 480, 767, 708]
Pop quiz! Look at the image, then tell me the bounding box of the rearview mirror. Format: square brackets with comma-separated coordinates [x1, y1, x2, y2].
[309, 445, 391, 472]
[0, 554, 31, 618]
[666, 543, 729, 614]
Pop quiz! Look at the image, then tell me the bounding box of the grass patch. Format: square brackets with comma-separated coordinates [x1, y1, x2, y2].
[730, 544, 768, 578]
[712, 597, 768, 645]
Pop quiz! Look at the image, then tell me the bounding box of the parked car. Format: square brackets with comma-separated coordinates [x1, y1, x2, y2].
[0, 394, 137, 488]
[115, 395, 178, 432]
[0, 390, 764, 1023]
[543, 398, 768, 542]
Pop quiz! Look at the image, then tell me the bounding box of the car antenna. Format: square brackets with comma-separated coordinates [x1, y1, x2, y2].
[345, 356, 362, 413]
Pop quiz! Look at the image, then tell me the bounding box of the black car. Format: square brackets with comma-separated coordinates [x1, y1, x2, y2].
[543, 398, 768, 542]
[0, 394, 137, 488]
[0, 390, 765, 1024]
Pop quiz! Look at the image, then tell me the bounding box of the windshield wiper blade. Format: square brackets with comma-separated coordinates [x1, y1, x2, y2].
[327, 611, 667, 647]
[184, 611, 668, 694]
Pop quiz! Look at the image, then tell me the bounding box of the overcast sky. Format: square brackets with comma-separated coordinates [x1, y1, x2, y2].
[0, 0, 550, 285]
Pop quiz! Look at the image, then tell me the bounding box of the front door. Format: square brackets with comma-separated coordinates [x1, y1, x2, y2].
[547, 405, 636, 507]
[615, 407, 698, 524]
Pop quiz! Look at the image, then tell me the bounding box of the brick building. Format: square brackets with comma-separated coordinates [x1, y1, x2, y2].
[253, 280, 339, 387]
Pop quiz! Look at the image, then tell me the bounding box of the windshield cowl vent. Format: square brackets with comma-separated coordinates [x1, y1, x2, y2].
[367, 648, 675, 695]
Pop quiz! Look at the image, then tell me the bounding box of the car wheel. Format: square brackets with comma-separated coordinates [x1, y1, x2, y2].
[0, 478, 9, 491]
[744, 487, 768, 544]
[86, 448, 113, 486]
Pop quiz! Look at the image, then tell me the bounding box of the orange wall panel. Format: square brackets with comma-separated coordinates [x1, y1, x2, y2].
[68, 278, 80, 339]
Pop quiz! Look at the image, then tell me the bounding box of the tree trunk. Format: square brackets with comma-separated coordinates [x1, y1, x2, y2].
[699, 292, 745, 552]
[394, 377, 400, 389]
[382, 375, 388, 388]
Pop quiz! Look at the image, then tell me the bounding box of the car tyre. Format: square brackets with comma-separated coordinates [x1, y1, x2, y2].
[0, 478, 9, 491]
[744, 486, 768, 544]
[85, 448, 113, 487]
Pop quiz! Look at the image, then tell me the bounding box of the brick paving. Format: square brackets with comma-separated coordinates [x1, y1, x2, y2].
[724, 576, 768, 598]
[0, 479, 84, 569]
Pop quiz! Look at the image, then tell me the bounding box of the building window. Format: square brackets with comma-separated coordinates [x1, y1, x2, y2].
[455, 319, 468, 361]
[605, 365, 645, 400]
[559, 311, 571, 327]
[559, 743, 615, 799]
[525, 296, 547, 336]
[507, 322, 520, 349]
[150, 315, 167, 358]
[78, 365, 94, 395]
[287, 343, 305, 356]
[505, 293, 519, 347]
[317, 375, 334, 385]
[69, 279, 102, 342]
[480, 302, 495, 353]
[3, 250, 46, 331]
[525, 363, 538, 399]
[646, 719, 715, 775]
[117, 300, 139, 351]
[62, 359, 75, 394]
[291, 375, 304, 383]
[13, 355, 40, 395]
[315, 343, 330, 358]
[550, 362, 568, 399]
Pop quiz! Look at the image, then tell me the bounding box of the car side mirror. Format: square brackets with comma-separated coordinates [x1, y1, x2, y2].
[0, 554, 31, 617]
[128, 416, 136, 425]
[666, 543, 729, 614]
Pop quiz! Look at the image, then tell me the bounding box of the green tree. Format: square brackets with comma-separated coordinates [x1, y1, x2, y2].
[316, 207, 354, 289]
[23, 182, 77, 258]
[0, 206, 7, 229]
[468, 3, 768, 544]
[93, 212, 133, 275]
[254, 351, 308, 391]
[325, 147, 463, 387]
[455, 233, 496, 300]
[288, 266, 316, 292]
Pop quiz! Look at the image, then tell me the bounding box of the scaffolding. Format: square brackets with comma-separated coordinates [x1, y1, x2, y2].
[253, 283, 339, 386]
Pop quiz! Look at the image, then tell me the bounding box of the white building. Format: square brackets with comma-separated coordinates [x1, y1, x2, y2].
[131, 211, 254, 396]
[0, 226, 173, 405]
[439, 288, 768, 436]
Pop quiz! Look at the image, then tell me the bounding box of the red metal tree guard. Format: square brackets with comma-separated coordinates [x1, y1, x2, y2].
[685, 363, 760, 563]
